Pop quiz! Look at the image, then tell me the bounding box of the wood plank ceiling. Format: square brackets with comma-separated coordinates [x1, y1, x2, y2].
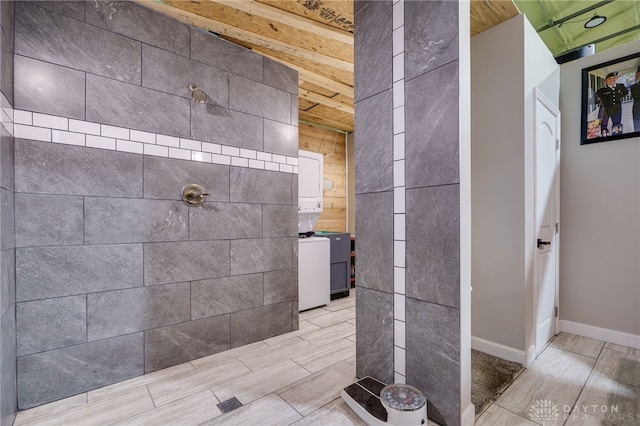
[138, 0, 519, 133]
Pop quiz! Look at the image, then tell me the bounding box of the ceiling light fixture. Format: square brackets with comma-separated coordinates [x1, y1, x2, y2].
[584, 12, 606, 28]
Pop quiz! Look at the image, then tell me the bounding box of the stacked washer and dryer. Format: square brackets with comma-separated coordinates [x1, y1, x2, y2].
[297, 150, 330, 311]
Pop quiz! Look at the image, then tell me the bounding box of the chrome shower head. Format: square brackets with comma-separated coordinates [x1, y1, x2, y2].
[189, 84, 208, 103]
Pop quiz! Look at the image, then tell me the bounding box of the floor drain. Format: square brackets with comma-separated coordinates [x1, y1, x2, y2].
[217, 396, 243, 414]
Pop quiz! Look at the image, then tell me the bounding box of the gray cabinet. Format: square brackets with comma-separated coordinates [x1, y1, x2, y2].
[324, 233, 351, 297]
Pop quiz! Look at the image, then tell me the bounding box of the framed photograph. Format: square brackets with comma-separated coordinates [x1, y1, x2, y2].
[581, 52, 640, 145]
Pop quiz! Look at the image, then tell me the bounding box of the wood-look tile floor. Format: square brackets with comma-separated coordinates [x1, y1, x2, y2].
[14, 287, 640, 426]
[14, 291, 361, 426]
[476, 333, 640, 426]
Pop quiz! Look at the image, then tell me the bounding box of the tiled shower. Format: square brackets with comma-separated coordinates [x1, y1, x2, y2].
[2, 0, 300, 416]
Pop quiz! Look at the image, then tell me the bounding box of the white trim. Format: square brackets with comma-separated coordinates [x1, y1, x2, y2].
[525, 344, 537, 368]
[471, 336, 527, 365]
[560, 320, 640, 350]
[461, 403, 475, 426]
[12, 110, 298, 174]
[459, 0, 473, 421]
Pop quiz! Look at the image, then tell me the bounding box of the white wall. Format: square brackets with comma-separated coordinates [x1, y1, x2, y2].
[523, 16, 561, 355]
[559, 41, 640, 337]
[471, 15, 526, 351]
[471, 14, 559, 355]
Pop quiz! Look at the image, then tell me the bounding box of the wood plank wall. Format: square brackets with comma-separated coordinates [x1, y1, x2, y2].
[298, 123, 347, 232]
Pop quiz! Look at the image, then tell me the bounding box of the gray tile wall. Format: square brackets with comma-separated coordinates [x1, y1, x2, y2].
[355, 1, 462, 425]
[13, 0, 298, 156]
[13, 0, 299, 410]
[353, 0, 395, 390]
[0, 1, 16, 424]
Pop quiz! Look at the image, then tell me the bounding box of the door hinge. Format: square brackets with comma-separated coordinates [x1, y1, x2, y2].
[555, 223, 559, 234]
[556, 139, 559, 150]
[555, 306, 559, 318]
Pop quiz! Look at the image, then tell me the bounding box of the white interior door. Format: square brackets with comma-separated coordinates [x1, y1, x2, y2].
[534, 89, 560, 354]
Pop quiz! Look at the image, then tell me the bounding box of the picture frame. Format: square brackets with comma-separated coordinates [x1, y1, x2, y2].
[581, 52, 640, 145]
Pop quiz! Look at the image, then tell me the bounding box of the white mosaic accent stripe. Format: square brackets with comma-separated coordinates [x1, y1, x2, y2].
[393, 0, 406, 385]
[11, 110, 299, 174]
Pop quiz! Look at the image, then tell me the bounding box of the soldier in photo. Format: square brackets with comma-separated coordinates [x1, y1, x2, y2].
[595, 71, 628, 135]
[630, 67, 640, 132]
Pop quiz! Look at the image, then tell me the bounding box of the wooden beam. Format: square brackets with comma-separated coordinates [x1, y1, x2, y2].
[209, 0, 353, 45]
[137, 0, 353, 72]
[300, 73, 354, 99]
[255, 50, 354, 98]
[300, 110, 353, 133]
[299, 89, 354, 115]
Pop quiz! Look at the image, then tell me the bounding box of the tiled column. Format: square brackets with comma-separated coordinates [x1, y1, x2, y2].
[355, 1, 468, 425]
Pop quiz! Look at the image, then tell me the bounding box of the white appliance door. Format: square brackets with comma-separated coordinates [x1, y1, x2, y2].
[298, 237, 330, 311]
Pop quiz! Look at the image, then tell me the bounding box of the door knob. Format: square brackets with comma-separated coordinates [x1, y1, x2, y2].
[537, 239, 551, 248]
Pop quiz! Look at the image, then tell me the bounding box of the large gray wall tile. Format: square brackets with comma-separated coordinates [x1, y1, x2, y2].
[15, 139, 143, 197]
[85, 198, 188, 244]
[191, 104, 263, 150]
[0, 188, 14, 251]
[354, 0, 392, 102]
[27, 1, 85, 21]
[15, 2, 141, 84]
[263, 205, 297, 237]
[355, 192, 393, 293]
[86, 1, 190, 57]
[405, 0, 459, 82]
[230, 301, 293, 348]
[87, 283, 190, 341]
[229, 75, 291, 124]
[189, 202, 262, 240]
[144, 241, 229, 286]
[405, 61, 459, 188]
[1, 304, 17, 426]
[143, 156, 229, 202]
[191, 274, 263, 319]
[292, 175, 298, 210]
[86, 74, 190, 138]
[16, 295, 86, 356]
[230, 238, 293, 275]
[17, 333, 144, 409]
[264, 120, 298, 157]
[0, 0, 14, 42]
[230, 167, 291, 205]
[16, 244, 143, 302]
[1, 24, 13, 106]
[15, 194, 83, 247]
[14, 55, 85, 119]
[0, 249, 14, 316]
[264, 269, 297, 305]
[356, 287, 394, 384]
[406, 185, 460, 308]
[290, 95, 299, 125]
[1, 126, 14, 191]
[141, 44, 228, 106]
[263, 58, 298, 94]
[406, 298, 459, 426]
[191, 28, 263, 82]
[355, 89, 393, 194]
[145, 315, 230, 373]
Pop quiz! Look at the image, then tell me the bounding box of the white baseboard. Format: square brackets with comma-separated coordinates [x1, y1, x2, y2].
[560, 320, 640, 350]
[471, 336, 527, 365]
[461, 403, 475, 426]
